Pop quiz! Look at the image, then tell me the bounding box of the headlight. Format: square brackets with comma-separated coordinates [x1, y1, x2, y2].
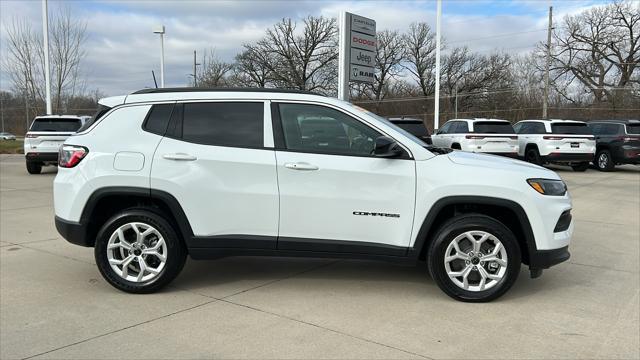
[527, 178, 567, 196]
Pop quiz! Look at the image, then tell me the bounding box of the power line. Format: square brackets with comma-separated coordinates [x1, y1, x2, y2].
[447, 28, 548, 45]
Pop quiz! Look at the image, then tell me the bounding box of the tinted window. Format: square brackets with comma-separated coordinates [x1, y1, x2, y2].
[78, 105, 112, 132]
[551, 123, 592, 135]
[513, 123, 523, 133]
[143, 104, 174, 135]
[392, 122, 429, 137]
[182, 102, 263, 147]
[598, 124, 621, 135]
[626, 124, 640, 134]
[473, 121, 515, 134]
[438, 122, 452, 134]
[278, 103, 381, 156]
[451, 122, 469, 133]
[531, 123, 547, 134]
[30, 118, 82, 132]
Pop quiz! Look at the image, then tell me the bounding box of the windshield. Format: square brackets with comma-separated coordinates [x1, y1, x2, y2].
[551, 123, 592, 135]
[626, 124, 640, 134]
[30, 118, 82, 132]
[473, 121, 515, 134]
[344, 103, 427, 146]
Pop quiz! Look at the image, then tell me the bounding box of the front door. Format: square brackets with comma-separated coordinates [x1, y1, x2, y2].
[272, 102, 416, 253]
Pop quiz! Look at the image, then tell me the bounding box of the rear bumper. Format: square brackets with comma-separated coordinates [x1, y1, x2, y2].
[529, 246, 570, 270]
[55, 216, 91, 247]
[542, 153, 593, 163]
[25, 152, 58, 163]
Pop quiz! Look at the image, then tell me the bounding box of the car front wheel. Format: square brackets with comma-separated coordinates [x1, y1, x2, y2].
[427, 214, 521, 302]
[94, 208, 187, 293]
[594, 150, 614, 172]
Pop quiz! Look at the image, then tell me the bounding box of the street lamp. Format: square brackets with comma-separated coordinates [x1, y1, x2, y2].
[153, 25, 165, 88]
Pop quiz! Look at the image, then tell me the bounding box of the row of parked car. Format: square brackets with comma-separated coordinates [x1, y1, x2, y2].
[389, 117, 640, 172]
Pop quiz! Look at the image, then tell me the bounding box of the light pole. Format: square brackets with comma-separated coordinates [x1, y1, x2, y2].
[42, 0, 52, 114]
[433, 0, 442, 130]
[153, 25, 165, 88]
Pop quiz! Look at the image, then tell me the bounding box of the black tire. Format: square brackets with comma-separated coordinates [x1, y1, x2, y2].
[26, 161, 42, 174]
[571, 162, 589, 172]
[525, 147, 543, 165]
[94, 208, 187, 294]
[451, 143, 461, 150]
[594, 149, 615, 172]
[427, 214, 521, 302]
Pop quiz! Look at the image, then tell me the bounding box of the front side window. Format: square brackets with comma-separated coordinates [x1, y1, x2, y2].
[451, 122, 469, 134]
[278, 103, 381, 156]
[181, 102, 264, 147]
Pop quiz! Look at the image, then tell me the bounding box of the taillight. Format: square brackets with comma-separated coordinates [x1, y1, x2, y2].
[26, 133, 38, 138]
[58, 145, 88, 168]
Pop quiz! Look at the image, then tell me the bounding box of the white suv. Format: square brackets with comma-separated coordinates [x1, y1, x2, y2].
[514, 119, 596, 171]
[431, 118, 518, 157]
[53, 88, 573, 302]
[24, 115, 90, 174]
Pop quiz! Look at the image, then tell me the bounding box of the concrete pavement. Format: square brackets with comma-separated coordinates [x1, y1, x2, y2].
[1, 154, 638, 359]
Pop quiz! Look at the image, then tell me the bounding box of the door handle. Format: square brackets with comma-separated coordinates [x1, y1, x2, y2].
[284, 162, 319, 171]
[163, 153, 197, 161]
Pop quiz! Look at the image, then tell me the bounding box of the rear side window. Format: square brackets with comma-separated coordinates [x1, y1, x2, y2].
[143, 104, 174, 135]
[182, 102, 264, 148]
[626, 124, 640, 134]
[473, 121, 515, 134]
[30, 118, 82, 132]
[551, 123, 592, 135]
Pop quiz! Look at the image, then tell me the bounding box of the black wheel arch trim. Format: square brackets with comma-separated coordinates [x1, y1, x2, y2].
[408, 195, 537, 264]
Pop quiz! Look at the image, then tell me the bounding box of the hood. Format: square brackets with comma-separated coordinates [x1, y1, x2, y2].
[447, 151, 559, 178]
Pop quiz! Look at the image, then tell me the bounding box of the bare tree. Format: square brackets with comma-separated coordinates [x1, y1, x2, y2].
[3, 8, 87, 114]
[230, 48, 273, 87]
[547, 0, 639, 104]
[403, 22, 437, 97]
[243, 16, 338, 92]
[197, 50, 234, 87]
[370, 30, 405, 102]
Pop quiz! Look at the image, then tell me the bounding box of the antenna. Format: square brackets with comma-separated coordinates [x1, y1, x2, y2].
[151, 70, 158, 88]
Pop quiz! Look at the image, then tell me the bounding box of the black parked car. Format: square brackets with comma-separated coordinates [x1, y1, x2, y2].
[388, 117, 432, 144]
[587, 119, 640, 171]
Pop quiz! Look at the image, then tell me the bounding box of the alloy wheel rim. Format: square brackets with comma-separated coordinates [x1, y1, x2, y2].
[598, 153, 608, 169]
[106, 222, 167, 283]
[444, 231, 508, 292]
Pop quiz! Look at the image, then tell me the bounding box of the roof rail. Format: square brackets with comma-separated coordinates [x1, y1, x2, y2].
[131, 87, 324, 96]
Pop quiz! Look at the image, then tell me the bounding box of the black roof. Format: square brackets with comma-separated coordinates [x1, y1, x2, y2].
[587, 119, 640, 124]
[131, 87, 322, 96]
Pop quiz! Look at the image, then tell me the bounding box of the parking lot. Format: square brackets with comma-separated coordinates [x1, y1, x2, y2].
[0, 153, 638, 359]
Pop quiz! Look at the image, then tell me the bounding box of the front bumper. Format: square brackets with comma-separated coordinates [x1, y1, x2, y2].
[529, 246, 570, 269]
[55, 216, 91, 247]
[25, 152, 58, 163]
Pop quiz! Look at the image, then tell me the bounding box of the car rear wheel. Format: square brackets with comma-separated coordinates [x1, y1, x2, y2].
[26, 161, 42, 174]
[94, 208, 187, 293]
[594, 150, 614, 172]
[571, 162, 589, 172]
[427, 214, 521, 302]
[525, 147, 542, 165]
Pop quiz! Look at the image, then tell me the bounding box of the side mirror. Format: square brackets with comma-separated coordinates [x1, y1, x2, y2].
[373, 136, 403, 158]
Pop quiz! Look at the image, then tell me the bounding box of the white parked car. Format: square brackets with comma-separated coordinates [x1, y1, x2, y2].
[54, 88, 573, 302]
[513, 119, 596, 172]
[24, 115, 90, 174]
[0, 132, 17, 140]
[431, 118, 519, 157]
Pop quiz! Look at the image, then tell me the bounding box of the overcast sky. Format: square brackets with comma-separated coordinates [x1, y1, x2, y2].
[0, 0, 612, 96]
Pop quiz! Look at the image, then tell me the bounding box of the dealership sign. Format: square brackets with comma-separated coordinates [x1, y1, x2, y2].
[346, 13, 376, 84]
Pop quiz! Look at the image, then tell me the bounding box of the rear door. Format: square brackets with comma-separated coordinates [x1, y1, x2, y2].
[469, 121, 518, 153]
[272, 102, 416, 252]
[150, 101, 279, 248]
[25, 117, 82, 153]
[550, 122, 595, 153]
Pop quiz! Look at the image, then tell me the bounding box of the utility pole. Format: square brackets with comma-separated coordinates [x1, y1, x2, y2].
[192, 50, 200, 87]
[41, 0, 52, 115]
[433, 0, 442, 130]
[1, 96, 4, 132]
[454, 85, 458, 119]
[153, 26, 166, 88]
[543, 6, 552, 119]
